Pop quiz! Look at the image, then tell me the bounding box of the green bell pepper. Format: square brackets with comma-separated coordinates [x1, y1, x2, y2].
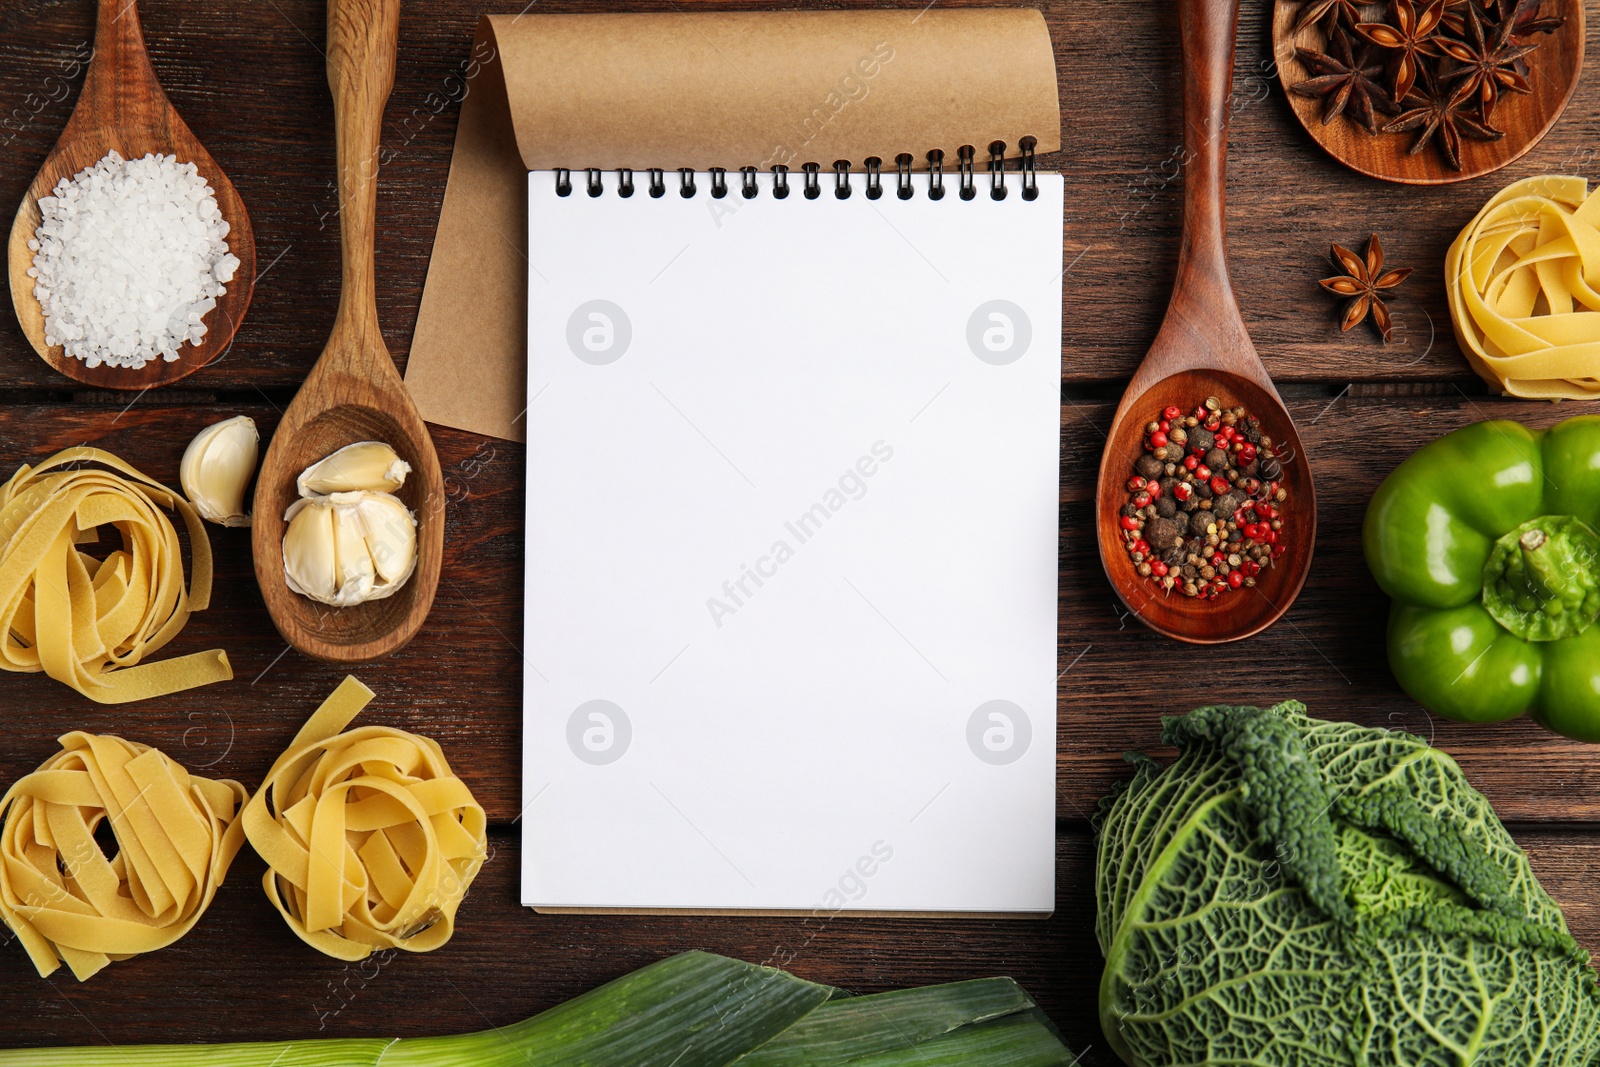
[1364, 416, 1600, 742]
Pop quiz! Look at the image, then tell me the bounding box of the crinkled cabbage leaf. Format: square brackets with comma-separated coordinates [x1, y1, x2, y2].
[1095, 701, 1600, 1066]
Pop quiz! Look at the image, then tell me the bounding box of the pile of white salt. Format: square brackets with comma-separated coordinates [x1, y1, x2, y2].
[26, 151, 241, 370]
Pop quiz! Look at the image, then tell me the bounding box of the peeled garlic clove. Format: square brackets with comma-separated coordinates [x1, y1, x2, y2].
[297, 441, 411, 496]
[281, 491, 417, 608]
[180, 415, 258, 527]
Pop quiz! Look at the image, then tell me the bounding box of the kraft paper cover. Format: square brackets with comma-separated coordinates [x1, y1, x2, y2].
[405, 9, 1061, 442]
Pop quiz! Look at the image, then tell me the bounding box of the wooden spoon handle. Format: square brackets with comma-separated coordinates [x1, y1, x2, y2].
[82, 0, 163, 113]
[326, 0, 399, 338]
[1171, 0, 1246, 343]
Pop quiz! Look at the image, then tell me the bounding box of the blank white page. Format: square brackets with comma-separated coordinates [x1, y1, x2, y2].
[522, 169, 1062, 913]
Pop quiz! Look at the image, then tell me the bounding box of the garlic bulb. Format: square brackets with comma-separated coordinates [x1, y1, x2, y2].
[282, 491, 417, 607]
[179, 415, 258, 527]
[296, 441, 411, 496]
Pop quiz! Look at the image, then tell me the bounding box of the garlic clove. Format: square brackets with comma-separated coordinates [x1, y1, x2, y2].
[280, 491, 417, 607]
[358, 492, 418, 588]
[180, 415, 258, 527]
[282, 497, 339, 603]
[296, 441, 411, 497]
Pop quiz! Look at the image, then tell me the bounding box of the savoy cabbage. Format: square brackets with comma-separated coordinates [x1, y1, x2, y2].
[1096, 701, 1600, 1066]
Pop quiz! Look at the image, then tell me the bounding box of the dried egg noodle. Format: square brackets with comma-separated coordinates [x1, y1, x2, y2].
[0, 732, 247, 981]
[0, 447, 231, 702]
[243, 677, 487, 961]
[1447, 175, 1600, 399]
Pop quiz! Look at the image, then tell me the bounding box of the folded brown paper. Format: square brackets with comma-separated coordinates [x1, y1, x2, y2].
[406, 9, 1061, 442]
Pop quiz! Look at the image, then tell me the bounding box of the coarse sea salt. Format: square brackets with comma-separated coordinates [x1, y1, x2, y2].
[26, 150, 241, 371]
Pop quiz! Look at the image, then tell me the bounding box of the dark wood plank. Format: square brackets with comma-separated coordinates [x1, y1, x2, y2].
[3, 0, 1595, 396]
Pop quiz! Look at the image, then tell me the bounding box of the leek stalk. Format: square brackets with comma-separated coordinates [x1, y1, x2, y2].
[0, 952, 1073, 1067]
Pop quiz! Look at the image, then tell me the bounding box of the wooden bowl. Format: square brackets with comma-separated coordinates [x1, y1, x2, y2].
[1272, 0, 1584, 184]
[1096, 369, 1316, 644]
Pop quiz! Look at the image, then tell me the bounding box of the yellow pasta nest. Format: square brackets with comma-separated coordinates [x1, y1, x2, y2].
[0, 446, 231, 702]
[0, 732, 247, 981]
[1447, 175, 1600, 399]
[242, 677, 487, 961]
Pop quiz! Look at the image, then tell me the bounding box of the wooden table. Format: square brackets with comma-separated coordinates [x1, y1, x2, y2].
[2, 0, 1597, 1060]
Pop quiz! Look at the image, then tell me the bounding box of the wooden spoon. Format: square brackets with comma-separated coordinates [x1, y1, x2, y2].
[251, 0, 443, 663]
[1095, 0, 1316, 644]
[7, 0, 255, 390]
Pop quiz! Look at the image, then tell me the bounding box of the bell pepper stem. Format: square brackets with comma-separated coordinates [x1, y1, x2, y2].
[1517, 528, 1568, 603]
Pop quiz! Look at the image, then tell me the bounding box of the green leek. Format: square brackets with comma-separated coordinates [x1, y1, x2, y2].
[0, 952, 1072, 1067]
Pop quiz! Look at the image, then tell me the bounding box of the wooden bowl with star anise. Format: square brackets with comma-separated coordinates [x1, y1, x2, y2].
[1272, 0, 1584, 183]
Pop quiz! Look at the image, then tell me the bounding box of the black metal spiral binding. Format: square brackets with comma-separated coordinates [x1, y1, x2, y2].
[957, 145, 976, 201]
[554, 141, 1039, 201]
[896, 154, 914, 199]
[988, 141, 1007, 201]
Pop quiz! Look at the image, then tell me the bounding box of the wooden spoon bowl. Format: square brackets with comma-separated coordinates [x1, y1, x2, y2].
[6, 0, 254, 389]
[251, 0, 442, 663]
[1096, 0, 1317, 644]
[1097, 370, 1314, 643]
[1271, 0, 1584, 184]
[254, 398, 443, 660]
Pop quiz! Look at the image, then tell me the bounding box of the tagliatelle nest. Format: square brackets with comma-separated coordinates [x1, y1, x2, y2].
[242, 676, 487, 961]
[0, 446, 231, 702]
[0, 732, 247, 981]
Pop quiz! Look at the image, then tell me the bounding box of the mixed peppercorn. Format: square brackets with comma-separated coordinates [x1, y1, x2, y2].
[1117, 399, 1290, 600]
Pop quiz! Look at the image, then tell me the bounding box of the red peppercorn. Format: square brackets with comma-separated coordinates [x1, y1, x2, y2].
[1173, 483, 1193, 502]
[1162, 405, 1181, 421]
[1159, 419, 1170, 433]
[1210, 475, 1229, 495]
[1146, 481, 1162, 500]
[1264, 529, 1278, 544]
[1133, 539, 1151, 556]
[1151, 560, 1168, 577]
[1149, 431, 1168, 449]
[1196, 465, 1211, 480]
[1272, 544, 1286, 558]
[1227, 571, 1244, 589]
[1216, 426, 1233, 443]
[1128, 475, 1146, 491]
[1134, 492, 1151, 508]
[1255, 502, 1274, 520]
[1241, 523, 1261, 540]
[1119, 515, 1140, 530]
[1237, 442, 1257, 465]
[1245, 561, 1261, 576]
[1183, 455, 1199, 471]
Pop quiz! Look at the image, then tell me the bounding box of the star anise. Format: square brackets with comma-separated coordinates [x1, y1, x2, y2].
[1295, 0, 1366, 34]
[1291, 29, 1396, 134]
[1320, 234, 1413, 342]
[1356, 0, 1447, 103]
[1436, 2, 1537, 121]
[1383, 69, 1503, 169]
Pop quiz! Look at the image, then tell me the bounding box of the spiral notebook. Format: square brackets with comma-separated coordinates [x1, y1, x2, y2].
[405, 10, 1064, 914]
